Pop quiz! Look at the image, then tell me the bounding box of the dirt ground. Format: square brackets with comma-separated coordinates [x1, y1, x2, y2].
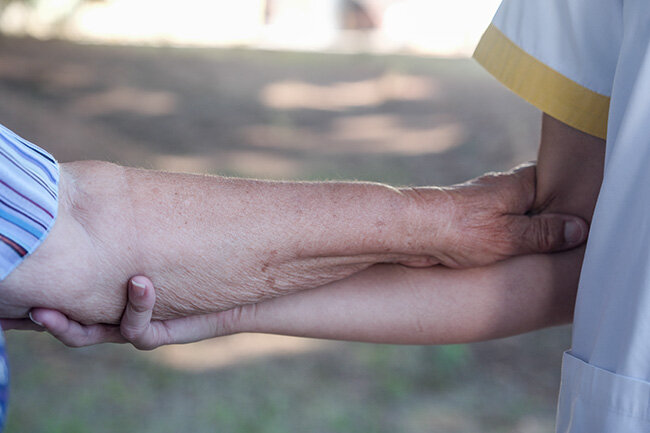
[0, 36, 569, 433]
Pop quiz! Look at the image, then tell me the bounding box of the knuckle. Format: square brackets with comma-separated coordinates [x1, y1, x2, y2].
[120, 325, 141, 342]
[533, 218, 556, 251]
[130, 301, 152, 314]
[132, 327, 163, 351]
[130, 305, 149, 315]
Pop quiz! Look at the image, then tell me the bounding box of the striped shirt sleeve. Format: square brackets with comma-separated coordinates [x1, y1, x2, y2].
[0, 122, 59, 281]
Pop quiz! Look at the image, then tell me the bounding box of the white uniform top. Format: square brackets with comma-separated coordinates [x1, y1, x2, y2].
[474, 0, 650, 431]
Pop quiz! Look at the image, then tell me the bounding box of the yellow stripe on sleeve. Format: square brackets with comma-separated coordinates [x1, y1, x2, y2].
[473, 24, 609, 140]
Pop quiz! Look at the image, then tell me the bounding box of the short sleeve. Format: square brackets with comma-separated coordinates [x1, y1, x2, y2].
[0, 123, 59, 281]
[473, 0, 623, 139]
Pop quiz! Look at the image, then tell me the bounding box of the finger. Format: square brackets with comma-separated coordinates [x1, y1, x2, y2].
[30, 308, 125, 347]
[120, 277, 156, 346]
[130, 311, 235, 349]
[509, 213, 588, 255]
[0, 318, 44, 331]
[129, 308, 240, 349]
[119, 276, 241, 349]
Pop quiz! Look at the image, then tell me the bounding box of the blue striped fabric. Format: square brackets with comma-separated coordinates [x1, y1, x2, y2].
[0, 122, 60, 430]
[0, 123, 59, 281]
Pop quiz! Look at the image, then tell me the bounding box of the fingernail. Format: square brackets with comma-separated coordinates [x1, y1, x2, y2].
[28, 311, 44, 327]
[131, 279, 146, 297]
[564, 220, 584, 244]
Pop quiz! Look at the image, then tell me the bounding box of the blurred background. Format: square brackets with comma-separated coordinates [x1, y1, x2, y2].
[0, 1, 568, 432]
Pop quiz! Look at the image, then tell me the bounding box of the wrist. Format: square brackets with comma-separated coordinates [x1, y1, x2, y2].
[221, 304, 256, 335]
[393, 186, 454, 259]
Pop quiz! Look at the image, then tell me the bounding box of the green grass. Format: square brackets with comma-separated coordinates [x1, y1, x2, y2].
[4, 327, 568, 433]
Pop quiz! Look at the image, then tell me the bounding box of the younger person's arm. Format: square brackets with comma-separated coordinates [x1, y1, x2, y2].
[0, 155, 584, 325]
[22, 114, 604, 347]
[236, 114, 605, 344]
[233, 114, 605, 344]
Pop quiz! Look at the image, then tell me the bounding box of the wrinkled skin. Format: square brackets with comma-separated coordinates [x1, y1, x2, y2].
[0, 161, 585, 326]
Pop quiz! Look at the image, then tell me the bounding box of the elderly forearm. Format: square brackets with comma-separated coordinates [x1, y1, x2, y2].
[55, 161, 453, 323]
[223, 115, 606, 344]
[120, 166, 445, 319]
[4, 135, 588, 325]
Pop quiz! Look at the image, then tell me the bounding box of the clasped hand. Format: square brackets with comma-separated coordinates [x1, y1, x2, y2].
[1, 163, 587, 348]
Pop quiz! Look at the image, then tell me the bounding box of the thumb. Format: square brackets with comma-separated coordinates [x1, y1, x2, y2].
[120, 277, 156, 346]
[510, 213, 588, 255]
